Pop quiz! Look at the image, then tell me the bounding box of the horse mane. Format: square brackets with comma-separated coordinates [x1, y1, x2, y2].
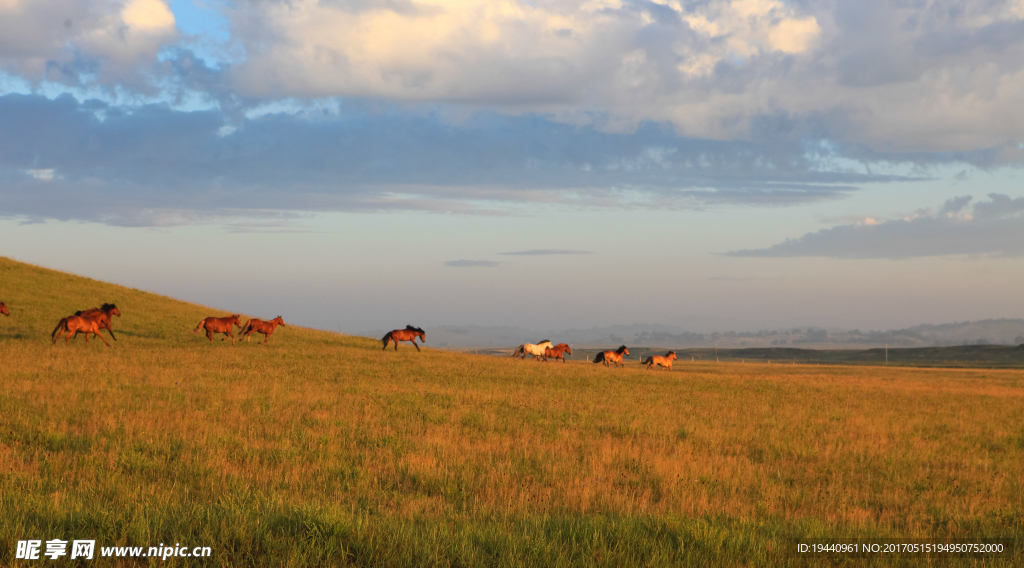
[74, 310, 83, 316]
[666, 351, 676, 356]
[536, 339, 550, 344]
[101, 303, 117, 311]
[616, 345, 628, 354]
[405, 325, 425, 334]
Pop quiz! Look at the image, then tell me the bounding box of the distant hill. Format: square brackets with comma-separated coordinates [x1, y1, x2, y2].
[420, 320, 1024, 349]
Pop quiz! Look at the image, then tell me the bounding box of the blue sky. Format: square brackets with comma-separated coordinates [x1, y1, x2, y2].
[1, 0, 1023, 334]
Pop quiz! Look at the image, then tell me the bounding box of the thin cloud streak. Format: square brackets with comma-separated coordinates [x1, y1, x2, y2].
[498, 249, 595, 256]
[444, 260, 500, 268]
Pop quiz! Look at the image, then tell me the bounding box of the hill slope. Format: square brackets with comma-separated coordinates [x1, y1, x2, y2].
[0, 255, 345, 346]
[1, 256, 1022, 566]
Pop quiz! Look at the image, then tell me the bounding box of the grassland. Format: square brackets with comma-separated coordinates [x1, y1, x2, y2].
[1, 256, 1023, 566]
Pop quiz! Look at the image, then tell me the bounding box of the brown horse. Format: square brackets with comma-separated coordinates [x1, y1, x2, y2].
[50, 303, 121, 343]
[542, 343, 572, 362]
[0, 302, 8, 316]
[73, 303, 120, 341]
[642, 351, 677, 370]
[52, 314, 111, 346]
[382, 325, 425, 351]
[593, 345, 629, 367]
[191, 315, 244, 344]
[241, 316, 286, 344]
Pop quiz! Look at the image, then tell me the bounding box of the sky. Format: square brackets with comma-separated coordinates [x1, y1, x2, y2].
[1, 0, 1023, 335]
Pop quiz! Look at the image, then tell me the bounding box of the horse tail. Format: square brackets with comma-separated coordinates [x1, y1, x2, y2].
[642, 356, 653, 365]
[51, 318, 69, 341]
[593, 352, 606, 364]
[190, 320, 205, 334]
[381, 332, 393, 347]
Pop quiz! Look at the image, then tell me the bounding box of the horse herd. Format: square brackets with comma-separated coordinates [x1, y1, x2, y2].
[511, 340, 679, 370]
[0, 300, 287, 346]
[1, 301, 679, 369]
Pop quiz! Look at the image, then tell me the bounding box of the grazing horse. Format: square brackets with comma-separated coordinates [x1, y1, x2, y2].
[0, 302, 8, 316]
[642, 351, 677, 371]
[510, 340, 553, 360]
[73, 303, 120, 341]
[241, 316, 286, 344]
[542, 343, 572, 363]
[52, 314, 111, 346]
[191, 315, 244, 344]
[593, 345, 629, 367]
[382, 325, 426, 351]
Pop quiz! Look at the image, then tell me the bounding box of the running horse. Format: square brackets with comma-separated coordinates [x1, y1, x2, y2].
[593, 345, 629, 367]
[190, 314, 244, 344]
[0, 302, 8, 316]
[52, 314, 111, 346]
[240, 316, 286, 344]
[73, 303, 120, 341]
[50, 303, 120, 343]
[642, 351, 677, 371]
[510, 340, 553, 360]
[382, 325, 426, 351]
[542, 343, 572, 363]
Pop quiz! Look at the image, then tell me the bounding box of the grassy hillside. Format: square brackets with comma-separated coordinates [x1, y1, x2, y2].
[1, 257, 1023, 566]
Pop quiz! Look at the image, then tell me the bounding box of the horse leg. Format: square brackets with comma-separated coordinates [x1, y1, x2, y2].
[96, 330, 110, 347]
[412, 339, 420, 352]
[206, 328, 214, 342]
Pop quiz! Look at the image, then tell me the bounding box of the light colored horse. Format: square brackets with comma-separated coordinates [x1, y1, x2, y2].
[511, 340, 553, 360]
[642, 351, 677, 370]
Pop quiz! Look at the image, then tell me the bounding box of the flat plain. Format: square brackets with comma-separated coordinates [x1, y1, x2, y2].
[1, 257, 1022, 566]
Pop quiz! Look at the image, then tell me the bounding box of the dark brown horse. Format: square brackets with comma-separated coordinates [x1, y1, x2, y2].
[191, 315, 243, 344]
[241, 316, 286, 344]
[593, 345, 629, 367]
[642, 351, 677, 370]
[382, 325, 425, 351]
[542, 343, 572, 362]
[0, 302, 8, 316]
[52, 314, 111, 346]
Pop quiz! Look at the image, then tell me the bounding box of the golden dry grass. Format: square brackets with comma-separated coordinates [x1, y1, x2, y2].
[1, 256, 1022, 566]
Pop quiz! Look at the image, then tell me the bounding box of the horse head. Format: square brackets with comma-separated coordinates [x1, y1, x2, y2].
[274, 316, 286, 326]
[0, 302, 8, 316]
[102, 303, 121, 317]
[667, 351, 677, 360]
[232, 315, 244, 328]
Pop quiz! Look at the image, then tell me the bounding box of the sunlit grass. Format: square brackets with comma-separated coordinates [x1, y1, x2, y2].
[1, 256, 1022, 566]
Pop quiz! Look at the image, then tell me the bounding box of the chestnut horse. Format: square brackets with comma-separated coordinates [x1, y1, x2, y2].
[382, 325, 425, 351]
[511, 340, 553, 360]
[241, 316, 286, 344]
[52, 314, 111, 346]
[593, 345, 629, 367]
[642, 351, 677, 370]
[73, 303, 120, 341]
[0, 302, 8, 316]
[542, 343, 572, 363]
[50, 303, 120, 343]
[191, 315, 244, 344]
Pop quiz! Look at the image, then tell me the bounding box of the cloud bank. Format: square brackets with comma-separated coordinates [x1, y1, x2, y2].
[726, 194, 1024, 259]
[1, 1, 1024, 225]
